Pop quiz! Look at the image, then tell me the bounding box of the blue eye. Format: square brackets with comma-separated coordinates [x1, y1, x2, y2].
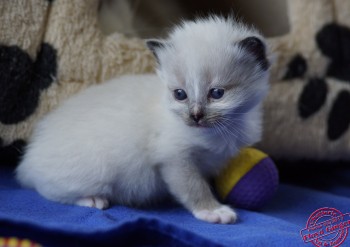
[174, 89, 187, 101]
[209, 88, 224, 99]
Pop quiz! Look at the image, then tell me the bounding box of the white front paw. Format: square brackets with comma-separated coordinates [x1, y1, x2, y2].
[193, 205, 237, 224]
[75, 196, 109, 209]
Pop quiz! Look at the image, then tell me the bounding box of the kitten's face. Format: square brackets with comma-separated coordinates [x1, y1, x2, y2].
[147, 19, 270, 130]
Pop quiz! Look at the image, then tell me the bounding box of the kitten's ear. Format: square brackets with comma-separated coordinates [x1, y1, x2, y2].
[238, 36, 269, 71]
[146, 39, 167, 62]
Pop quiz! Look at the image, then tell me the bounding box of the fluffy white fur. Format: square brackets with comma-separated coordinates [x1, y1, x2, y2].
[16, 17, 270, 224]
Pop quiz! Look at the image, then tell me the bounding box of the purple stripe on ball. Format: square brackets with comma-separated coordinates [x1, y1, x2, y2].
[225, 157, 279, 210]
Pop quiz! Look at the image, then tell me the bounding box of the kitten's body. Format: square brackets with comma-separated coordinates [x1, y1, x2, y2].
[16, 17, 270, 224]
[18, 75, 238, 204]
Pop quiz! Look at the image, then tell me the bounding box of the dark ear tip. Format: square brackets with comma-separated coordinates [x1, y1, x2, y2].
[239, 36, 269, 70]
[239, 36, 265, 50]
[146, 39, 165, 52]
[145, 40, 156, 50]
[145, 39, 166, 62]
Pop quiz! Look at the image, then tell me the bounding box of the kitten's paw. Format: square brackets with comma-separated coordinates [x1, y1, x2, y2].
[75, 196, 109, 209]
[193, 205, 237, 224]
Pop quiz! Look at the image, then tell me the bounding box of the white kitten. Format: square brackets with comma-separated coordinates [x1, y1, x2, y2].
[16, 17, 270, 224]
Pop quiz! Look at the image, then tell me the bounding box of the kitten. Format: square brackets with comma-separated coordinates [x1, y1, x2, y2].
[16, 16, 270, 224]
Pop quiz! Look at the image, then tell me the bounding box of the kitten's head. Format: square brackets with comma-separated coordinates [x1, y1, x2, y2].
[146, 17, 270, 131]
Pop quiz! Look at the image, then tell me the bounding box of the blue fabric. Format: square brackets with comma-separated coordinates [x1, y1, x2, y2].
[0, 165, 349, 247]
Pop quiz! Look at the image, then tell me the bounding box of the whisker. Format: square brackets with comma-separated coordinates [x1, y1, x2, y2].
[215, 121, 233, 145]
[219, 118, 252, 146]
[217, 122, 231, 144]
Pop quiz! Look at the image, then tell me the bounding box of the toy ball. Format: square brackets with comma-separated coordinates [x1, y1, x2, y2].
[214, 147, 279, 210]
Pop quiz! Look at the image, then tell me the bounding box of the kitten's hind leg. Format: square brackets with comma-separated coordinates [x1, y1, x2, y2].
[75, 196, 109, 209]
[159, 161, 237, 224]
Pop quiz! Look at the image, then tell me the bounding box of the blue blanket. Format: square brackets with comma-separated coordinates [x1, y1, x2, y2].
[1, 165, 349, 247]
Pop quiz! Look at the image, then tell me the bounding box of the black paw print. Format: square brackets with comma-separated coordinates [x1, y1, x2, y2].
[283, 23, 350, 141]
[0, 43, 57, 124]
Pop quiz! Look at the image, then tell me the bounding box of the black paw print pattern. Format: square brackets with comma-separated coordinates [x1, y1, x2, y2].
[0, 43, 57, 124]
[283, 23, 350, 141]
[0, 43, 57, 165]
